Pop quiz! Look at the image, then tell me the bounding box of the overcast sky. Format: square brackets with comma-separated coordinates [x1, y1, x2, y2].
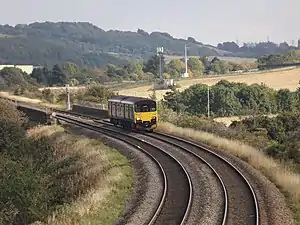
[0, 0, 299, 45]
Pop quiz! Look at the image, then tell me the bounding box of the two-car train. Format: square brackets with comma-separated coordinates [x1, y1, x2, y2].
[107, 95, 158, 132]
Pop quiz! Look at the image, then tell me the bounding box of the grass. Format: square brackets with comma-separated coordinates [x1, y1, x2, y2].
[0, 91, 64, 109]
[164, 55, 257, 63]
[213, 114, 278, 127]
[117, 67, 300, 100]
[157, 122, 300, 223]
[28, 125, 133, 225]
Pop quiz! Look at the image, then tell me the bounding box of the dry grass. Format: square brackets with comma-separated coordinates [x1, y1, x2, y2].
[213, 114, 278, 127]
[28, 125, 132, 225]
[157, 122, 300, 207]
[0, 91, 42, 104]
[0, 91, 64, 109]
[164, 55, 257, 63]
[118, 67, 300, 100]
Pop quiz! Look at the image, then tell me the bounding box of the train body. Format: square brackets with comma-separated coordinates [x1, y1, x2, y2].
[107, 95, 158, 131]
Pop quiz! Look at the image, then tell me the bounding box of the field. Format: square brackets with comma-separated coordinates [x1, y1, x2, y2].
[118, 67, 300, 100]
[164, 55, 257, 63]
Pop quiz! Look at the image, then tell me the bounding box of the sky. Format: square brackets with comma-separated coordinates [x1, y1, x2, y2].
[0, 0, 299, 46]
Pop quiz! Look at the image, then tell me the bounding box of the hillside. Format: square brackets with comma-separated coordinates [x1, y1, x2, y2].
[0, 22, 299, 68]
[0, 22, 228, 67]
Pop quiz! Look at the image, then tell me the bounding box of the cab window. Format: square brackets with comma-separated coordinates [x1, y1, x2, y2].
[135, 101, 156, 112]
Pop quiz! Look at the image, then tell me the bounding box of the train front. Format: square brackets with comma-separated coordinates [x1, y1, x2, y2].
[134, 99, 158, 131]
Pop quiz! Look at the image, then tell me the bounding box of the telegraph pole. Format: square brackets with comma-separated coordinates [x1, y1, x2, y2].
[65, 84, 71, 111]
[156, 47, 164, 80]
[184, 44, 188, 74]
[183, 44, 189, 77]
[207, 85, 210, 117]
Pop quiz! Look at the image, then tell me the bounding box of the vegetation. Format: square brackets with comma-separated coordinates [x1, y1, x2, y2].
[257, 50, 300, 69]
[163, 79, 300, 117]
[1, 22, 300, 67]
[157, 122, 300, 224]
[160, 79, 300, 163]
[0, 99, 132, 225]
[218, 40, 300, 58]
[2, 55, 258, 89]
[158, 81, 300, 222]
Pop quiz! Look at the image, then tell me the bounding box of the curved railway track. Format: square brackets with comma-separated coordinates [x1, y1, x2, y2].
[144, 131, 259, 225]
[98, 119, 260, 225]
[54, 113, 192, 225]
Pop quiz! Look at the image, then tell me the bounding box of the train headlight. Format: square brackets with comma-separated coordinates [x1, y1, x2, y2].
[136, 117, 141, 121]
[152, 116, 156, 119]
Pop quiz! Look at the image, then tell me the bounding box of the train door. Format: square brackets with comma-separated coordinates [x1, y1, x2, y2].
[124, 104, 129, 119]
[108, 102, 111, 116]
[120, 104, 124, 119]
[117, 104, 120, 117]
[129, 104, 133, 120]
[111, 102, 116, 117]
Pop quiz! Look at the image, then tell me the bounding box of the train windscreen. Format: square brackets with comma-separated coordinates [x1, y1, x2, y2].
[135, 101, 156, 112]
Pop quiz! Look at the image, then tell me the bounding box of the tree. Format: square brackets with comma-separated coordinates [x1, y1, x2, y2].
[31, 68, 48, 84]
[187, 58, 204, 76]
[210, 85, 241, 116]
[51, 64, 67, 86]
[135, 63, 143, 76]
[276, 89, 297, 112]
[106, 64, 119, 78]
[62, 62, 80, 80]
[143, 55, 165, 77]
[211, 60, 229, 74]
[168, 59, 185, 77]
[180, 84, 209, 115]
[124, 62, 137, 74]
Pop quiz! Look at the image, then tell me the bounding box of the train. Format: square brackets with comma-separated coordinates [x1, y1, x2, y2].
[107, 95, 158, 132]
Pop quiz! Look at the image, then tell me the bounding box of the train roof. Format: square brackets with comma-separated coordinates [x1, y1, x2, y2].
[108, 95, 155, 104]
[122, 96, 154, 104]
[108, 95, 128, 102]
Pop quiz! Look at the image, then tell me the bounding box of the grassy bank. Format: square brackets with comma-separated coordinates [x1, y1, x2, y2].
[157, 122, 300, 224]
[28, 125, 133, 225]
[0, 98, 133, 225]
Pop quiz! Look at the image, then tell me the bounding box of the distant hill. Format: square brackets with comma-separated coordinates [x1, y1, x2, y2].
[0, 22, 298, 67]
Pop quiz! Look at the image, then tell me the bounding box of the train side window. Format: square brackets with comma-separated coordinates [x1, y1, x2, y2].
[111, 103, 115, 116]
[124, 104, 128, 118]
[121, 104, 124, 117]
[127, 104, 131, 118]
[117, 104, 120, 116]
[129, 105, 133, 119]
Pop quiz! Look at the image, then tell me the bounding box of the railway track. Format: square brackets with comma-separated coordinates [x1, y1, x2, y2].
[0, 97, 290, 225]
[54, 113, 192, 225]
[98, 119, 260, 225]
[143, 131, 259, 225]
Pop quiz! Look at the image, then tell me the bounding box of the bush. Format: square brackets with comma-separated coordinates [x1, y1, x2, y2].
[0, 99, 27, 126]
[0, 101, 81, 224]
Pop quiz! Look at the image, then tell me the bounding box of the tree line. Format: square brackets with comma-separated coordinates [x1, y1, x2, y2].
[0, 55, 258, 93]
[1, 22, 300, 68]
[163, 80, 300, 117]
[257, 50, 300, 69]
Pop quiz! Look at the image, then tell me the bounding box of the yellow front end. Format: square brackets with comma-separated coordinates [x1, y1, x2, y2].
[134, 111, 158, 131]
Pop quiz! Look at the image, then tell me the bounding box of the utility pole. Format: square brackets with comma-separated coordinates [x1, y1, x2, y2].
[183, 44, 189, 77]
[65, 84, 71, 111]
[185, 44, 188, 74]
[207, 85, 210, 117]
[156, 47, 164, 80]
